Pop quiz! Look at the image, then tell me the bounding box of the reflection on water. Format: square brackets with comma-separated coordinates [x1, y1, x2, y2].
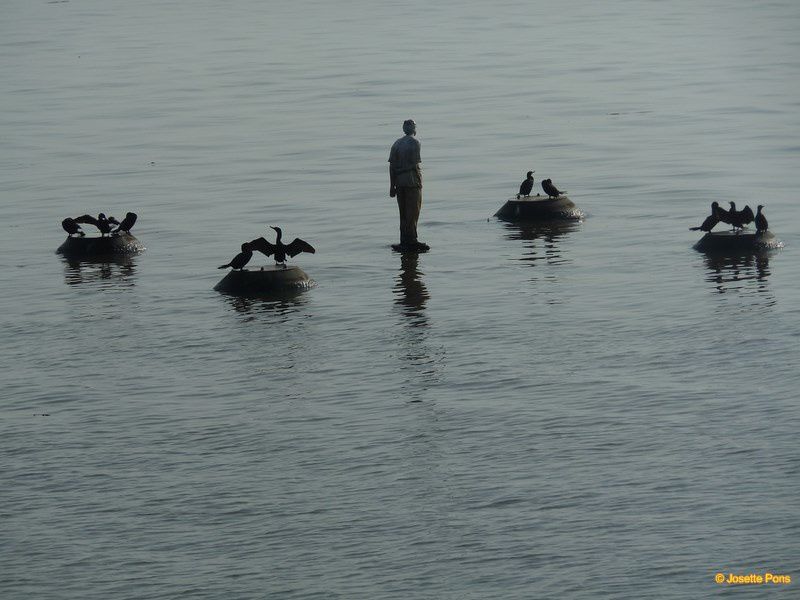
[392, 253, 443, 402]
[221, 290, 308, 319]
[393, 253, 429, 325]
[701, 252, 775, 306]
[62, 255, 137, 287]
[502, 221, 580, 266]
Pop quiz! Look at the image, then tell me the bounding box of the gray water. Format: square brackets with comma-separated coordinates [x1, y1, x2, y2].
[2, 1, 799, 598]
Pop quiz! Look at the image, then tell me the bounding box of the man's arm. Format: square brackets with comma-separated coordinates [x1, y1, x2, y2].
[389, 165, 396, 197]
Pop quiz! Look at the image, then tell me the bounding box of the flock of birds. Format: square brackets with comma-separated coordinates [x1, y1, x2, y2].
[689, 201, 769, 234]
[218, 226, 315, 271]
[62, 212, 138, 237]
[516, 171, 567, 200]
[61, 212, 313, 272]
[60, 178, 772, 274]
[514, 171, 770, 235]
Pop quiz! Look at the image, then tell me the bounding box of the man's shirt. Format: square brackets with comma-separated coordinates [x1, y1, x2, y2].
[389, 135, 422, 188]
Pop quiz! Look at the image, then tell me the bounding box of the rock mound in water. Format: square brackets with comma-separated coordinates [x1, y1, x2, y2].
[56, 233, 145, 257]
[693, 230, 782, 253]
[494, 195, 583, 222]
[214, 264, 312, 295]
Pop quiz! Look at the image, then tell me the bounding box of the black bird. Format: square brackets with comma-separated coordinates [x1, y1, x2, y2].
[517, 171, 535, 198]
[75, 213, 113, 236]
[62, 217, 85, 237]
[218, 242, 253, 270]
[112, 212, 137, 234]
[689, 201, 721, 232]
[249, 226, 315, 267]
[541, 178, 566, 199]
[728, 202, 754, 231]
[715, 202, 732, 226]
[755, 205, 768, 233]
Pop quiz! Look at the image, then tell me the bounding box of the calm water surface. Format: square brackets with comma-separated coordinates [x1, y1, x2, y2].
[2, 1, 799, 598]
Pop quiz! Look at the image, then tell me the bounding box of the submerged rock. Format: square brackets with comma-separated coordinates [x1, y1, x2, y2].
[391, 241, 430, 253]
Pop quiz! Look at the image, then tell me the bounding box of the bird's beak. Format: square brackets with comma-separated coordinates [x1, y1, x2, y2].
[270, 226, 278, 232]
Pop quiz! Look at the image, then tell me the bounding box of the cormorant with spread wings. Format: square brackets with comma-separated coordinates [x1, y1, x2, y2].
[74, 213, 119, 236]
[249, 226, 315, 267]
[726, 202, 754, 231]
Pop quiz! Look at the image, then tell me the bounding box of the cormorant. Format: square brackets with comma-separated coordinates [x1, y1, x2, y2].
[727, 202, 754, 231]
[112, 212, 137, 234]
[715, 202, 732, 226]
[75, 213, 113, 236]
[62, 218, 85, 237]
[249, 226, 315, 267]
[218, 242, 253, 270]
[517, 171, 535, 198]
[689, 202, 721, 232]
[541, 178, 566, 199]
[755, 205, 768, 233]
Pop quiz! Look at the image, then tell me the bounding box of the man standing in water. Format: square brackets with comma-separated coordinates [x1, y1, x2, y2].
[389, 119, 428, 251]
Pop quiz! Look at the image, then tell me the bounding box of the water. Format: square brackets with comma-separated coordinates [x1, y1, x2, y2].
[2, 1, 799, 598]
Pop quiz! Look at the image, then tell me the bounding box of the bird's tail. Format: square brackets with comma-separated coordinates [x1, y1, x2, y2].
[689, 226, 701, 231]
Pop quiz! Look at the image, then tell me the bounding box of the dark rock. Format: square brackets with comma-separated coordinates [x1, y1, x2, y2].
[56, 233, 145, 257]
[214, 264, 311, 295]
[494, 195, 583, 222]
[693, 230, 782, 253]
[391, 241, 430, 253]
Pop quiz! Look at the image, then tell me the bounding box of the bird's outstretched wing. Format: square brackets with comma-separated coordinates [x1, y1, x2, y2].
[249, 237, 277, 257]
[285, 238, 316, 257]
[715, 205, 732, 224]
[741, 205, 755, 224]
[113, 213, 137, 233]
[74, 214, 99, 226]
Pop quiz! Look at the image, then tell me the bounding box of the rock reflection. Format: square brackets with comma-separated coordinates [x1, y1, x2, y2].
[503, 221, 579, 266]
[393, 253, 429, 326]
[221, 290, 308, 318]
[62, 255, 137, 287]
[702, 252, 774, 303]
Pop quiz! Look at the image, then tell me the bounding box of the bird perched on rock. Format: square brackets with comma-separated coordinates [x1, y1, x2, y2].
[249, 226, 315, 267]
[218, 242, 253, 270]
[517, 171, 535, 198]
[541, 178, 566, 199]
[61, 217, 85, 237]
[112, 212, 137, 234]
[75, 213, 114, 236]
[689, 202, 721, 232]
[727, 202, 754, 231]
[714, 203, 731, 226]
[755, 205, 768, 233]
